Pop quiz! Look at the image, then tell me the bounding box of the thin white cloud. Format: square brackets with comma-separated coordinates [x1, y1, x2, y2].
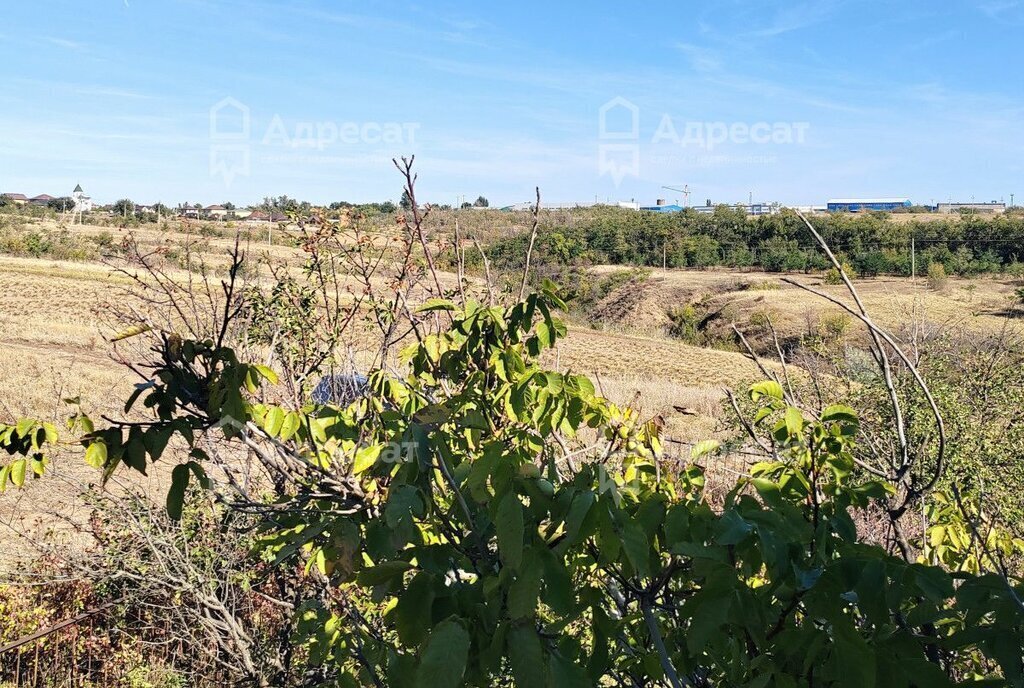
[44, 37, 86, 50]
[72, 86, 156, 100]
[978, 0, 1021, 17]
[674, 43, 721, 72]
[746, 1, 845, 38]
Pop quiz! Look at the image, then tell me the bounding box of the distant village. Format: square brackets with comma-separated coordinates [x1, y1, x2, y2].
[1, 185, 288, 222]
[2, 185, 1014, 221]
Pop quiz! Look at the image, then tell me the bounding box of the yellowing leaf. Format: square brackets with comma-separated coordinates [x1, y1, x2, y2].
[353, 444, 383, 474]
[85, 442, 107, 469]
[10, 459, 27, 488]
[691, 439, 720, 459]
[749, 380, 784, 402]
[264, 407, 285, 437]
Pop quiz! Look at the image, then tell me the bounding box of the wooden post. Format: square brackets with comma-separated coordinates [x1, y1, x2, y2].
[911, 236, 916, 281]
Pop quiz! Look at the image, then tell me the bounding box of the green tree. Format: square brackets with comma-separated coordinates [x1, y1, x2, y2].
[5, 287, 1021, 686]
[47, 197, 73, 212]
[111, 198, 135, 217]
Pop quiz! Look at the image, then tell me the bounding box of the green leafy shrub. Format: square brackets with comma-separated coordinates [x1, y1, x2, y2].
[7, 285, 1024, 686]
[667, 302, 702, 342]
[823, 261, 857, 285]
[24, 231, 53, 258]
[820, 311, 852, 340]
[928, 261, 949, 291]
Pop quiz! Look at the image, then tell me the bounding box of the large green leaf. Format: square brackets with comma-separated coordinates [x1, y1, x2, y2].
[495, 491, 525, 570]
[620, 517, 650, 578]
[415, 618, 470, 688]
[508, 623, 546, 688]
[357, 560, 413, 586]
[395, 572, 436, 646]
[831, 620, 875, 688]
[549, 652, 590, 688]
[508, 556, 542, 619]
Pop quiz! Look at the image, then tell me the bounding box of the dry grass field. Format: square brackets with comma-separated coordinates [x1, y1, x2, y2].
[587, 264, 1021, 343]
[2, 215, 1023, 565]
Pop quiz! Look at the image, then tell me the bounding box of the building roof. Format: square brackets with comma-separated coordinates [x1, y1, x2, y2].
[30, 194, 55, 201]
[73, 184, 83, 193]
[206, 204, 225, 210]
[827, 198, 910, 204]
[246, 210, 287, 221]
[937, 201, 1005, 206]
[2, 193, 28, 201]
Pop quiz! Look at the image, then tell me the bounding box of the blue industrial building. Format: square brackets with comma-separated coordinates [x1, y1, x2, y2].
[827, 198, 912, 212]
[640, 203, 684, 213]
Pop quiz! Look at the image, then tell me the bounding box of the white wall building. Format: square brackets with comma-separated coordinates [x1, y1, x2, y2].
[72, 184, 94, 213]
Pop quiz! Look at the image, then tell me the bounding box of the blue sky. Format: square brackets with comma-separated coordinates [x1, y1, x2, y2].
[1, 0, 1022, 207]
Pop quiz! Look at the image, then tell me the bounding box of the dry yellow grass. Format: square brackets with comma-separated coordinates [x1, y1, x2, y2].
[4, 216, 1021, 572]
[549, 327, 770, 386]
[588, 265, 1021, 342]
[595, 374, 724, 442]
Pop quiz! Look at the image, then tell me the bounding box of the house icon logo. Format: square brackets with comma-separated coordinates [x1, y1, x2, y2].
[209, 97, 251, 187]
[210, 97, 250, 141]
[598, 96, 640, 141]
[598, 97, 640, 186]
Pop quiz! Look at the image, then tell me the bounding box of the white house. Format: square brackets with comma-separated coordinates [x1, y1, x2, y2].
[72, 184, 94, 213]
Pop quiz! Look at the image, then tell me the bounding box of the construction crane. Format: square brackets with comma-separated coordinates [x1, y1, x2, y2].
[662, 184, 691, 208]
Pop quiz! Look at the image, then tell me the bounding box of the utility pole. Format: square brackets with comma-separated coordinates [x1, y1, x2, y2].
[1012, 193, 1015, 208]
[662, 243, 667, 270]
[911, 235, 916, 281]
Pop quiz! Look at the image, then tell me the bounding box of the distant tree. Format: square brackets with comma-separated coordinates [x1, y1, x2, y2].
[224, 202, 236, 211]
[399, 189, 413, 211]
[151, 203, 170, 217]
[378, 201, 397, 214]
[112, 199, 135, 217]
[329, 201, 353, 210]
[260, 195, 302, 213]
[48, 197, 74, 212]
[461, 202, 473, 209]
[473, 195, 489, 208]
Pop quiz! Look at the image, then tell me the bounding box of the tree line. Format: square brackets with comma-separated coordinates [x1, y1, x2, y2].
[484, 207, 1024, 276]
